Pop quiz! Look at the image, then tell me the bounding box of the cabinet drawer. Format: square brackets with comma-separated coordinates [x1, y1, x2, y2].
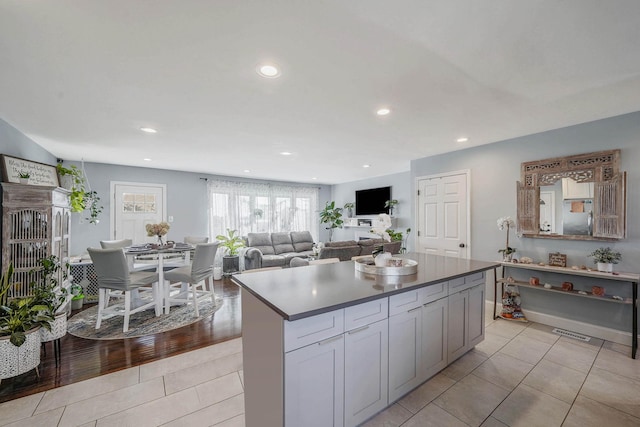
[421, 281, 448, 304]
[389, 290, 421, 316]
[345, 298, 388, 331]
[448, 272, 485, 294]
[284, 309, 344, 352]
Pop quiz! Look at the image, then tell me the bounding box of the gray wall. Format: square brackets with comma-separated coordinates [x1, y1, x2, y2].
[410, 111, 640, 333]
[0, 118, 57, 165]
[70, 162, 332, 255]
[330, 172, 412, 248]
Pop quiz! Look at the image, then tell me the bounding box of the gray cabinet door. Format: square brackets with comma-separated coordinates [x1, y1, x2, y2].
[468, 284, 485, 348]
[447, 290, 469, 362]
[344, 318, 389, 427]
[285, 336, 345, 427]
[388, 306, 422, 402]
[421, 297, 448, 380]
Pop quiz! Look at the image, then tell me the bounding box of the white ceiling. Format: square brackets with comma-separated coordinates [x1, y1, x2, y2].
[1, 1, 639, 184]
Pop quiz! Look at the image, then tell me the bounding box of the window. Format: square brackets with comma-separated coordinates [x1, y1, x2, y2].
[122, 192, 157, 213]
[208, 180, 319, 240]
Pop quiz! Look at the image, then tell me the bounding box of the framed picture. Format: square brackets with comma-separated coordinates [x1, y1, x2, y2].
[0, 154, 59, 187]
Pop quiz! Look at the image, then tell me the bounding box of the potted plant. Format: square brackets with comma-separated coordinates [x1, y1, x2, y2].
[18, 171, 30, 184]
[1, 264, 53, 381]
[384, 199, 399, 216]
[343, 202, 355, 218]
[387, 228, 412, 253]
[31, 255, 69, 343]
[70, 284, 85, 310]
[57, 164, 86, 212]
[589, 247, 621, 272]
[84, 190, 103, 225]
[497, 216, 517, 261]
[215, 229, 246, 275]
[319, 201, 343, 242]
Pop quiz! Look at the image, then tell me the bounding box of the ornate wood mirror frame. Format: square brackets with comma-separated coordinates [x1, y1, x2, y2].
[517, 149, 626, 241]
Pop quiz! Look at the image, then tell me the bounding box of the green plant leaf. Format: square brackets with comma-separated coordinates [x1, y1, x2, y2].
[10, 331, 26, 347]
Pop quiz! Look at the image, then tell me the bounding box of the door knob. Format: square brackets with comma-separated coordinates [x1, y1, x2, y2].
[459, 243, 466, 248]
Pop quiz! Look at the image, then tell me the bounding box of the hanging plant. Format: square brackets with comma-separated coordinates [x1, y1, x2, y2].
[56, 164, 86, 212]
[57, 163, 103, 225]
[84, 191, 103, 224]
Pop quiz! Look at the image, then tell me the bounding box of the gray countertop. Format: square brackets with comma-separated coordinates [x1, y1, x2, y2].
[231, 253, 499, 321]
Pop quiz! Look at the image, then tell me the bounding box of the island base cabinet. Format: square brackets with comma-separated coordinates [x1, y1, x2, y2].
[344, 319, 388, 427]
[285, 336, 345, 427]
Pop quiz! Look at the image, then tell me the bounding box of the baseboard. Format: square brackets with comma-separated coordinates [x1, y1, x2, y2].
[490, 300, 637, 347]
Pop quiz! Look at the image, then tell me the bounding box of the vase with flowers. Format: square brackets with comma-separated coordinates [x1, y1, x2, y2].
[497, 216, 517, 261]
[146, 222, 171, 247]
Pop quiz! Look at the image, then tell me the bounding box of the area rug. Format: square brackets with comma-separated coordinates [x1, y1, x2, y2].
[67, 297, 224, 340]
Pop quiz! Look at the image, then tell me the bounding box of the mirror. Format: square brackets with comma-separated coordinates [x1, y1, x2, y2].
[540, 178, 595, 236]
[517, 149, 626, 241]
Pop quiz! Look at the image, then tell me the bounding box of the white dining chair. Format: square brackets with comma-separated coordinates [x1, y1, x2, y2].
[163, 242, 218, 316]
[87, 247, 162, 333]
[183, 236, 209, 264]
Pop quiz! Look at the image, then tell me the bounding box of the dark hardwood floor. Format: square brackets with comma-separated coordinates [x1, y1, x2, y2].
[0, 278, 242, 404]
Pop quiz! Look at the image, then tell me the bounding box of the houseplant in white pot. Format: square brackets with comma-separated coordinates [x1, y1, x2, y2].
[343, 202, 355, 218]
[18, 171, 30, 184]
[216, 229, 246, 275]
[69, 284, 84, 310]
[589, 247, 621, 272]
[1, 264, 53, 382]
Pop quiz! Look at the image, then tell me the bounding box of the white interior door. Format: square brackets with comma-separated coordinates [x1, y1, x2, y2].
[416, 171, 469, 258]
[111, 182, 167, 244]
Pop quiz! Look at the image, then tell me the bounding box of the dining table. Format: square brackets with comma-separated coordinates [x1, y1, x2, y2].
[125, 243, 194, 314]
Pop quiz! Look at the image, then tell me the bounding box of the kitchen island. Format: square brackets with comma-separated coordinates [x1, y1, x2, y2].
[232, 253, 499, 427]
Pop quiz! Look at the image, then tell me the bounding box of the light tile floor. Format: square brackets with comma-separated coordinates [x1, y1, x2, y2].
[1, 306, 639, 427]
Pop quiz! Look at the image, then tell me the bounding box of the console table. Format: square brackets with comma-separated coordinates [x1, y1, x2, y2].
[494, 262, 638, 359]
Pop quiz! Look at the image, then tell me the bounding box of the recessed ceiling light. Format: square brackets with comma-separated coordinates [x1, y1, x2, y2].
[280, 151, 292, 156]
[140, 127, 157, 133]
[244, 169, 251, 173]
[257, 64, 281, 78]
[363, 164, 370, 168]
[456, 137, 469, 143]
[311, 177, 317, 180]
[143, 158, 152, 162]
[376, 108, 391, 116]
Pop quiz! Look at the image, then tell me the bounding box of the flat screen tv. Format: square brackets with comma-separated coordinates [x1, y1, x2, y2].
[355, 186, 391, 216]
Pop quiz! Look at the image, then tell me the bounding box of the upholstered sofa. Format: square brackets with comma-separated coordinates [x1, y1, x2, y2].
[319, 239, 402, 262]
[243, 231, 315, 270]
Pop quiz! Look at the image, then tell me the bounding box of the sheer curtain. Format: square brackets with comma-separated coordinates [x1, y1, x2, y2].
[208, 179, 319, 241]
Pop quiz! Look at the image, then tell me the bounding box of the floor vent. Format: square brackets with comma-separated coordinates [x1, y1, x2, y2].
[552, 328, 591, 342]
